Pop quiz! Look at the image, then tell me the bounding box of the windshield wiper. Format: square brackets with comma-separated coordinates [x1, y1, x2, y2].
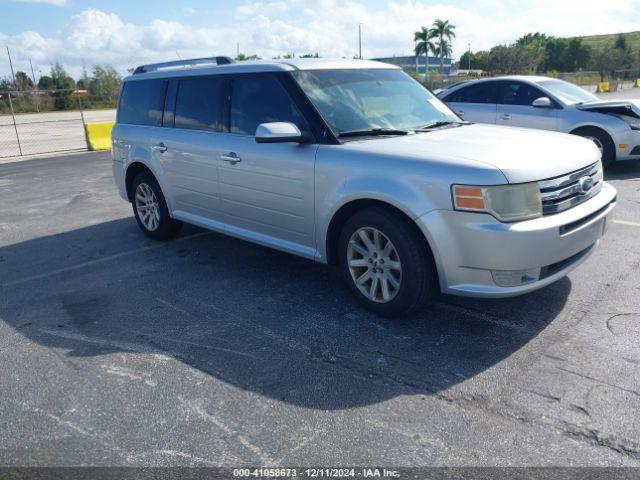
[337, 128, 410, 138]
[414, 120, 470, 131]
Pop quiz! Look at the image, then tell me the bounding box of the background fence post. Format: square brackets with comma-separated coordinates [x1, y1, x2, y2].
[7, 92, 22, 157]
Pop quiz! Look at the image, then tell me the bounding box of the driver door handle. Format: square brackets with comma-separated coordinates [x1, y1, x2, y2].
[151, 142, 167, 153]
[221, 152, 242, 165]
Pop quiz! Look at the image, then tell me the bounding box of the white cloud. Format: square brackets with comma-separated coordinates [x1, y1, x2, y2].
[13, 0, 68, 5]
[1, 1, 638, 80]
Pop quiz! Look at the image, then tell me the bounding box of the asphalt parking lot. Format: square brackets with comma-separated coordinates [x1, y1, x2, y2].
[1, 152, 639, 466]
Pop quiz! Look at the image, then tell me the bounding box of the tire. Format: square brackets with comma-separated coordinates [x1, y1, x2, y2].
[338, 207, 436, 317]
[131, 171, 183, 240]
[574, 127, 615, 167]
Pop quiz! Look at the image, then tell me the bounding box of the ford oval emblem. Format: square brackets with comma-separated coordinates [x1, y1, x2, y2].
[577, 176, 594, 194]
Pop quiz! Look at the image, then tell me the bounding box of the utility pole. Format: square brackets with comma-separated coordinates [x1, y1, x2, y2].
[467, 43, 471, 73]
[29, 58, 37, 86]
[358, 23, 362, 59]
[237, 42, 240, 59]
[6, 46, 16, 88]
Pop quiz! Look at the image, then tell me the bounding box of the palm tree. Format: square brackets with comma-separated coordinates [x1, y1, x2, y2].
[414, 26, 436, 75]
[429, 19, 456, 73]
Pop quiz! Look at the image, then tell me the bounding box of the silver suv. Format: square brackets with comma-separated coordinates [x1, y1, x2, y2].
[112, 57, 616, 316]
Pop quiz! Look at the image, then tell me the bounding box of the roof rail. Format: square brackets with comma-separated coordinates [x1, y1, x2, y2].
[133, 56, 235, 74]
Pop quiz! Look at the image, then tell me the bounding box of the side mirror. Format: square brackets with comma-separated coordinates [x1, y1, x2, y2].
[255, 122, 308, 143]
[532, 97, 553, 108]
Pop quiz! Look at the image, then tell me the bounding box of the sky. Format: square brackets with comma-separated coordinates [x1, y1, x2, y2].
[1, 0, 639, 80]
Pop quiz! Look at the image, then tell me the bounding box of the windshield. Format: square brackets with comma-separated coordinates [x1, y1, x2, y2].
[537, 79, 598, 105]
[291, 69, 459, 134]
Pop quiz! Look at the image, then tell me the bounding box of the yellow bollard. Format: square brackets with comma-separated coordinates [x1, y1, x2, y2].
[635, 79, 640, 88]
[596, 82, 610, 93]
[84, 121, 115, 151]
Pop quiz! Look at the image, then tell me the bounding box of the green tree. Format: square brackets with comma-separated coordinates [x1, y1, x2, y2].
[88, 65, 121, 106]
[429, 19, 456, 73]
[414, 26, 436, 74]
[589, 42, 624, 81]
[37, 75, 55, 90]
[48, 63, 76, 110]
[15, 71, 34, 91]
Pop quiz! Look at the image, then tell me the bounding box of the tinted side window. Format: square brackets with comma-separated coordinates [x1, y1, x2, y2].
[174, 77, 225, 132]
[118, 79, 165, 126]
[498, 82, 545, 106]
[447, 82, 496, 104]
[230, 76, 306, 135]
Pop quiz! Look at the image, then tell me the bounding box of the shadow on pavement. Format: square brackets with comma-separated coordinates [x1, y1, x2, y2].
[1, 217, 570, 410]
[604, 159, 640, 181]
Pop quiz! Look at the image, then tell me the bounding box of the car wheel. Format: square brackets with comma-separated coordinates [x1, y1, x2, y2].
[575, 127, 615, 167]
[338, 207, 436, 317]
[131, 171, 183, 240]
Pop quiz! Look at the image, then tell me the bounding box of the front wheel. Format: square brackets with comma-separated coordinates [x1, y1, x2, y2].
[575, 127, 615, 167]
[131, 172, 183, 240]
[338, 207, 436, 317]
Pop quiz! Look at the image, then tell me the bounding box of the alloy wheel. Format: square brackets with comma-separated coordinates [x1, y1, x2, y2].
[347, 227, 402, 303]
[135, 182, 160, 231]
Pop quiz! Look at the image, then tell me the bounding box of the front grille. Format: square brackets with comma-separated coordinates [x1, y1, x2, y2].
[539, 162, 603, 215]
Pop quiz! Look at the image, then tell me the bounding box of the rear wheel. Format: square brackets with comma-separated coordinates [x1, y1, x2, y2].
[338, 207, 436, 317]
[574, 127, 615, 167]
[131, 172, 182, 240]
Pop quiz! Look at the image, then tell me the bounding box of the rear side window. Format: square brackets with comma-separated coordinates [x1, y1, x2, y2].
[446, 81, 497, 104]
[118, 79, 165, 126]
[230, 75, 306, 135]
[174, 77, 225, 132]
[498, 81, 545, 106]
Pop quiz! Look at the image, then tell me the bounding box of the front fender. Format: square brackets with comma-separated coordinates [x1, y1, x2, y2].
[315, 175, 443, 262]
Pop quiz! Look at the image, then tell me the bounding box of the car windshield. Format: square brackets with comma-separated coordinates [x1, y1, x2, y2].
[537, 79, 599, 105]
[291, 69, 459, 134]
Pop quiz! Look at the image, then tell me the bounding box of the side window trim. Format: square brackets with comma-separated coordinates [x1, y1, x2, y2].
[162, 79, 177, 128]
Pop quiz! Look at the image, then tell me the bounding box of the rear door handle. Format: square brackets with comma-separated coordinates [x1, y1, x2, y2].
[456, 110, 465, 116]
[501, 114, 511, 120]
[221, 152, 241, 165]
[152, 143, 167, 153]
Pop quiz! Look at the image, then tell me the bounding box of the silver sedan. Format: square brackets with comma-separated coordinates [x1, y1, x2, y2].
[437, 75, 640, 165]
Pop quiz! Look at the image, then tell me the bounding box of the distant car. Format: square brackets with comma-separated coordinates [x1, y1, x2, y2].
[437, 76, 640, 165]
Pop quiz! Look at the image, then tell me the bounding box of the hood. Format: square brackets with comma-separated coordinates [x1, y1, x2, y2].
[342, 123, 601, 184]
[576, 99, 640, 117]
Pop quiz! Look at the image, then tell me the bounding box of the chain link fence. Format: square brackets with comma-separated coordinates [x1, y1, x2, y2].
[0, 89, 116, 159]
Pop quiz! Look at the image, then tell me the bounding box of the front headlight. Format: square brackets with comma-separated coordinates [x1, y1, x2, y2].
[452, 183, 542, 222]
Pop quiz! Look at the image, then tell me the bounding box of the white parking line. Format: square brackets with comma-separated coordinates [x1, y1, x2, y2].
[1, 231, 211, 288]
[613, 219, 640, 228]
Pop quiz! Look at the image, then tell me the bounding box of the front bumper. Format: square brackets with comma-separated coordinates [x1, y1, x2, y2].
[616, 129, 640, 160]
[417, 182, 617, 298]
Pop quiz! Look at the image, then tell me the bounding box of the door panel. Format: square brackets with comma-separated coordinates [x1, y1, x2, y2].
[160, 129, 223, 221]
[496, 81, 559, 130]
[443, 81, 498, 124]
[448, 101, 497, 124]
[496, 105, 558, 130]
[218, 74, 317, 252]
[217, 135, 317, 248]
[159, 76, 227, 222]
